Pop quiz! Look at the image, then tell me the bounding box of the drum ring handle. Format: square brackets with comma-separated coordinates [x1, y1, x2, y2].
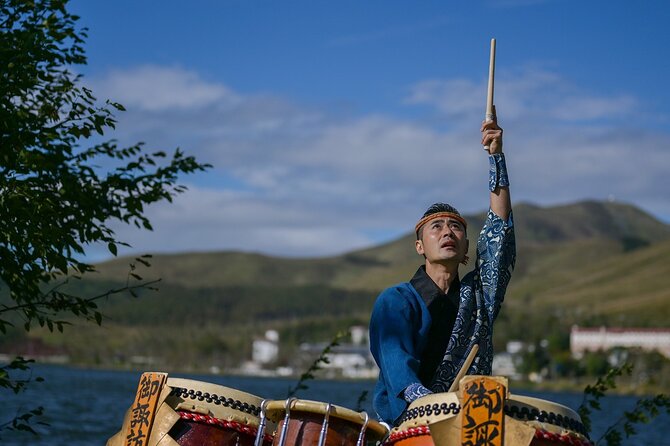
[356, 411, 370, 446]
[277, 397, 297, 446]
[254, 399, 269, 446]
[317, 403, 332, 446]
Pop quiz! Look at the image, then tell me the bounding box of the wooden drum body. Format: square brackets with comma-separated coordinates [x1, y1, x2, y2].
[107, 375, 275, 446]
[262, 399, 389, 446]
[386, 392, 593, 446]
[166, 378, 274, 446]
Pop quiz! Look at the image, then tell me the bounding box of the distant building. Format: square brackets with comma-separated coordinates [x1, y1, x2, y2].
[298, 342, 378, 379]
[492, 340, 526, 379]
[492, 353, 521, 379]
[350, 325, 367, 346]
[570, 326, 670, 358]
[297, 326, 378, 379]
[252, 330, 280, 364]
[505, 340, 525, 355]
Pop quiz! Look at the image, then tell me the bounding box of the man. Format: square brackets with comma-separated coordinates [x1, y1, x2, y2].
[369, 109, 516, 425]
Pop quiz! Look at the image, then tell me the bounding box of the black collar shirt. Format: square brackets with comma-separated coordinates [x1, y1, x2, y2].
[409, 265, 461, 386]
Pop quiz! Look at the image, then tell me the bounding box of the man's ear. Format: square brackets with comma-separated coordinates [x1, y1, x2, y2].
[461, 238, 471, 265]
[415, 239, 424, 256]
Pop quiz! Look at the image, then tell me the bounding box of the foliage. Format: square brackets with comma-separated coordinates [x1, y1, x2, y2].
[517, 341, 551, 376]
[582, 351, 611, 377]
[598, 394, 670, 446]
[0, 357, 45, 434]
[287, 331, 346, 398]
[578, 363, 633, 434]
[90, 282, 374, 327]
[354, 390, 369, 413]
[578, 363, 670, 446]
[0, 0, 209, 334]
[0, 0, 209, 436]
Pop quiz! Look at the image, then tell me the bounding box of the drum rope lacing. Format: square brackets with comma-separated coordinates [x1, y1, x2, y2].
[170, 386, 261, 416]
[177, 411, 274, 444]
[505, 404, 589, 437]
[397, 402, 460, 424]
[398, 402, 589, 437]
[383, 425, 594, 446]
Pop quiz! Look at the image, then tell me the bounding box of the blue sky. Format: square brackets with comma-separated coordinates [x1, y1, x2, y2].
[68, 0, 670, 260]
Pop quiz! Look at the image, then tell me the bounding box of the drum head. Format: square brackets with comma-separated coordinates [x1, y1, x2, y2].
[166, 377, 265, 428]
[395, 391, 589, 440]
[396, 392, 461, 430]
[507, 394, 589, 438]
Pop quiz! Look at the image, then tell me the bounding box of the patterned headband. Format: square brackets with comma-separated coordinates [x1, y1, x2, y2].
[414, 212, 468, 235]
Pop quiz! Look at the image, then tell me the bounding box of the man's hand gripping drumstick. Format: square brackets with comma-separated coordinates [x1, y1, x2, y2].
[481, 106, 503, 155]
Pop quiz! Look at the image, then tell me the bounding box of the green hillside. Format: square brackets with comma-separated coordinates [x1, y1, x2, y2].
[94, 200, 670, 290]
[6, 200, 669, 370]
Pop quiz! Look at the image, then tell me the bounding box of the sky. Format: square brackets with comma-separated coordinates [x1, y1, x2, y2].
[67, 0, 670, 261]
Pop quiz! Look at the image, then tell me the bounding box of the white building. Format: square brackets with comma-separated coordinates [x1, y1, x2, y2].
[298, 343, 379, 379]
[492, 340, 526, 379]
[570, 326, 670, 358]
[350, 325, 367, 346]
[492, 353, 520, 379]
[297, 325, 379, 379]
[252, 330, 280, 364]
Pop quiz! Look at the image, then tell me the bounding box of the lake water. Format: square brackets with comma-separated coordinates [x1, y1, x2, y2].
[1, 365, 668, 445]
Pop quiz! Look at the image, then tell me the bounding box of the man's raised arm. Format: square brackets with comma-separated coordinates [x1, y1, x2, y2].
[481, 106, 511, 221]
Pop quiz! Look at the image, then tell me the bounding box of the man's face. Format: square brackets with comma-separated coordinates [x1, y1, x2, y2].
[415, 217, 469, 265]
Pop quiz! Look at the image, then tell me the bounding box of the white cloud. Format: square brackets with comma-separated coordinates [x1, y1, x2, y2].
[549, 95, 637, 121]
[85, 65, 670, 260]
[406, 68, 638, 124]
[406, 78, 483, 123]
[102, 185, 376, 259]
[91, 65, 239, 111]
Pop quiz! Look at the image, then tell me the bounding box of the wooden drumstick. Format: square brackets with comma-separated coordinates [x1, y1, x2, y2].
[486, 38, 496, 123]
[448, 344, 479, 392]
[484, 38, 496, 152]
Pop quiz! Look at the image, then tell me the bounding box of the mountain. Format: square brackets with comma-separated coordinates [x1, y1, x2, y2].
[94, 200, 670, 293]
[12, 200, 669, 369]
